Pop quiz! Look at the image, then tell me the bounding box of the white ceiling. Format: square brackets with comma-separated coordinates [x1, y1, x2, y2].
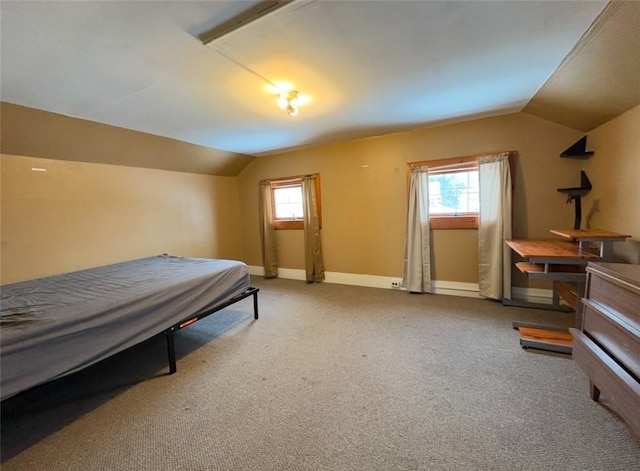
[0, 1, 612, 157]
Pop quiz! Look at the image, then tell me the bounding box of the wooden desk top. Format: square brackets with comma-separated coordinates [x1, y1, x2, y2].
[505, 239, 600, 260]
[549, 229, 631, 241]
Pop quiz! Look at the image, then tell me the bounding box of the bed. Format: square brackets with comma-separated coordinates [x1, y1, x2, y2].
[0, 254, 259, 401]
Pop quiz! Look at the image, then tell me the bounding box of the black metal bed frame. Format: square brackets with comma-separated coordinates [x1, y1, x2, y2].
[164, 286, 259, 374]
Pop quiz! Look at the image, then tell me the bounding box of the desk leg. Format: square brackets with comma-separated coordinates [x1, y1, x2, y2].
[509, 294, 577, 355]
[552, 280, 559, 305]
[520, 337, 572, 355]
[600, 241, 614, 262]
[513, 320, 574, 354]
[503, 298, 573, 312]
[512, 320, 571, 332]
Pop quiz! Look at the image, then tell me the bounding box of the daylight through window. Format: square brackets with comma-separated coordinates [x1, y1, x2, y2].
[407, 156, 479, 229]
[408, 152, 515, 229]
[269, 175, 322, 230]
[428, 169, 479, 215]
[273, 185, 303, 220]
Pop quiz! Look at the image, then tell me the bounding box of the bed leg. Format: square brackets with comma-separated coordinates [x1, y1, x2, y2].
[166, 330, 177, 374]
[253, 290, 259, 320]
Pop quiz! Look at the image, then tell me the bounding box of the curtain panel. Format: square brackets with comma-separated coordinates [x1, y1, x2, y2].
[402, 167, 432, 293]
[302, 175, 325, 283]
[478, 153, 513, 300]
[258, 180, 278, 278]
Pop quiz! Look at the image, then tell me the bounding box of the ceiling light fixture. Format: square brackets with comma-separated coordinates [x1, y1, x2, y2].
[212, 49, 304, 117]
[199, 1, 304, 117]
[278, 90, 299, 116]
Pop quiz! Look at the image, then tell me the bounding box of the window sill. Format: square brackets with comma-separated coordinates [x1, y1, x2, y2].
[274, 220, 304, 230]
[430, 216, 478, 229]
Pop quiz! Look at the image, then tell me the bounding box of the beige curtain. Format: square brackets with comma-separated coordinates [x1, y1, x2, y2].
[402, 167, 432, 293]
[302, 175, 325, 283]
[478, 153, 512, 300]
[258, 180, 278, 278]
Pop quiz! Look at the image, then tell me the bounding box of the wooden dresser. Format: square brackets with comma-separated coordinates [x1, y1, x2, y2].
[570, 262, 640, 437]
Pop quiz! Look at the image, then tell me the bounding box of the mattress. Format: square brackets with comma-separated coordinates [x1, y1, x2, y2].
[0, 255, 250, 401]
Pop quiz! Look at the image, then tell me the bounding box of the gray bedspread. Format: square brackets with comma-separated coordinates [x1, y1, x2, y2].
[0, 255, 250, 400]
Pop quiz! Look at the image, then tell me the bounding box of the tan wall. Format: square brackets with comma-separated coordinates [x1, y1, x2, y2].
[0, 102, 254, 176]
[1, 154, 243, 284]
[238, 112, 585, 287]
[584, 103, 640, 263]
[5, 107, 634, 288]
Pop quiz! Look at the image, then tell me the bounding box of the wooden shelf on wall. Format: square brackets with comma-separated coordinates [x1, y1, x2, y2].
[560, 136, 594, 159]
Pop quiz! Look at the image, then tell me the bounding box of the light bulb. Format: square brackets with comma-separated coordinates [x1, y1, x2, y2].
[278, 93, 289, 109]
[286, 103, 299, 116]
[277, 90, 300, 116]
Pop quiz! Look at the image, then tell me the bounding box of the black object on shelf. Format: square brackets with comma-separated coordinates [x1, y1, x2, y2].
[557, 171, 592, 230]
[560, 136, 594, 159]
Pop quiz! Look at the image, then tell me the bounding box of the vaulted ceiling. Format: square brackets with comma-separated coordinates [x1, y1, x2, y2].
[1, 1, 639, 159]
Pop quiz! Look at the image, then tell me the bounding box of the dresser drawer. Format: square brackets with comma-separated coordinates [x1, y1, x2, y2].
[571, 329, 640, 437]
[587, 269, 640, 324]
[582, 299, 640, 379]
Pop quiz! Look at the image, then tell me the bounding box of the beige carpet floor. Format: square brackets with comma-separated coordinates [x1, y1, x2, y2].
[2, 277, 639, 470]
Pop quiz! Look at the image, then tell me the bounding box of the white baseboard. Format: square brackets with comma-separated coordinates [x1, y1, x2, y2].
[248, 266, 554, 302]
[431, 280, 482, 298]
[248, 266, 401, 289]
[325, 271, 401, 290]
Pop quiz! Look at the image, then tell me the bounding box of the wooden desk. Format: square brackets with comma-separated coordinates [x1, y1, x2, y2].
[504, 239, 598, 353]
[549, 229, 631, 260]
[504, 230, 630, 354]
[549, 228, 631, 241]
[505, 238, 597, 309]
[506, 239, 599, 261]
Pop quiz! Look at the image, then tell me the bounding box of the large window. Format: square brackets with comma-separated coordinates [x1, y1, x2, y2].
[270, 175, 322, 230]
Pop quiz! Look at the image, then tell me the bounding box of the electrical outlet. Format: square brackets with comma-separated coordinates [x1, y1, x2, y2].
[391, 281, 401, 289]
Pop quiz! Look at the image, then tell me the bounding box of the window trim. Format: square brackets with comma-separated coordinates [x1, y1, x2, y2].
[407, 152, 516, 230]
[429, 215, 478, 229]
[270, 174, 322, 230]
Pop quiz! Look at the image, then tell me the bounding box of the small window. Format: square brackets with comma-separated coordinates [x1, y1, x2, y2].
[273, 182, 304, 229]
[428, 168, 479, 215]
[408, 152, 515, 229]
[270, 175, 322, 230]
[408, 156, 479, 229]
[273, 184, 303, 220]
[427, 166, 478, 229]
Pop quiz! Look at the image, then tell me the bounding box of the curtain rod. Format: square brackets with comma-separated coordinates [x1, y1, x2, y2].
[408, 151, 517, 169]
